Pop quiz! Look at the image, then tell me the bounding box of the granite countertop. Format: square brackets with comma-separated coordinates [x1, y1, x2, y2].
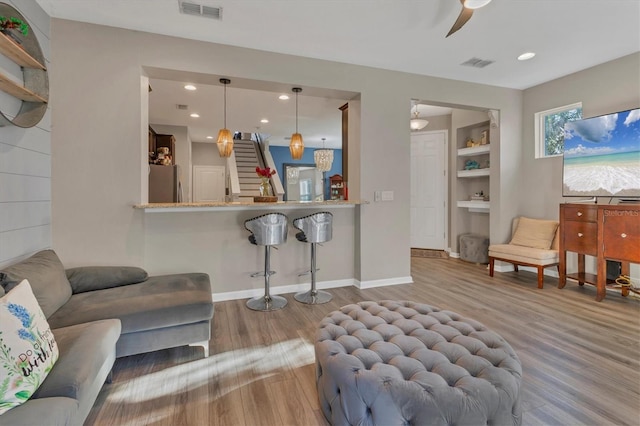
[134, 199, 367, 212]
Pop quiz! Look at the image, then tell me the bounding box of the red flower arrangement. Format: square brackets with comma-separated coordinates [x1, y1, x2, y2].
[255, 166, 276, 178]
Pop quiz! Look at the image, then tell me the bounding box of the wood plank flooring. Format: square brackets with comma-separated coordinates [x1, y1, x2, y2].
[85, 258, 640, 426]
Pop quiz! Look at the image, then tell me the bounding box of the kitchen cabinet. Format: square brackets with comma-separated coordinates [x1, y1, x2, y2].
[155, 134, 176, 165]
[330, 174, 345, 200]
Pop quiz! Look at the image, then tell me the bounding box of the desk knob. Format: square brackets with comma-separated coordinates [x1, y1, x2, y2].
[578, 232, 583, 237]
[577, 211, 583, 216]
[621, 233, 627, 238]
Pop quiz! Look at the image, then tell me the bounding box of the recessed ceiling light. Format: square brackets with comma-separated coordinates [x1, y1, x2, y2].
[206, 136, 213, 139]
[184, 84, 196, 90]
[260, 119, 269, 123]
[190, 113, 200, 118]
[279, 94, 289, 100]
[517, 52, 536, 61]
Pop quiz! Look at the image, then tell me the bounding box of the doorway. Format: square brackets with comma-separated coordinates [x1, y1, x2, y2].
[410, 130, 448, 250]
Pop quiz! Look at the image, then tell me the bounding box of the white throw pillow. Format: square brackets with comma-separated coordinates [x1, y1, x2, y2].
[0, 279, 59, 415]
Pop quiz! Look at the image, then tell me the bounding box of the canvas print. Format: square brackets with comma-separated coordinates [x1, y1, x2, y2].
[563, 108, 640, 197]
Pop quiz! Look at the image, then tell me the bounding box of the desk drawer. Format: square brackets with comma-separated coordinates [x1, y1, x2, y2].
[562, 205, 597, 222]
[563, 221, 597, 255]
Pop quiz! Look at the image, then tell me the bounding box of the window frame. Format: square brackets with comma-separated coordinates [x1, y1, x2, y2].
[534, 102, 582, 159]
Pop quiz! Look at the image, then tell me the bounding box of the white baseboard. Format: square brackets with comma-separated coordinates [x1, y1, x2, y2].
[355, 276, 413, 289]
[449, 252, 460, 259]
[212, 278, 357, 302]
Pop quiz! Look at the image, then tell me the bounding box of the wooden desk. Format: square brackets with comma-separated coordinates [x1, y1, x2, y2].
[559, 204, 640, 301]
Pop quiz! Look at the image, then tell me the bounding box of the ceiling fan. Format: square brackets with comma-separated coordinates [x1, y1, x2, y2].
[446, 0, 492, 38]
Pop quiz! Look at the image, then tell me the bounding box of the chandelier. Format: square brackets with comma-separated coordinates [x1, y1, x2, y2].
[286, 167, 299, 184]
[314, 138, 333, 172]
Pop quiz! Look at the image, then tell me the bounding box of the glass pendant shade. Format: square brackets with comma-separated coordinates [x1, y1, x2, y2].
[410, 103, 429, 130]
[410, 118, 429, 130]
[217, 78, 233, 157]
[290, 87, 304, 159]
[464, 0, 492, 9]
[290, 133, 304, 160]
[216, 128, 233, 157]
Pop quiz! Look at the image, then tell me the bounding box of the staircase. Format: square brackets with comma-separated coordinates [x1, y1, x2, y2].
[233, 139, 270, 200]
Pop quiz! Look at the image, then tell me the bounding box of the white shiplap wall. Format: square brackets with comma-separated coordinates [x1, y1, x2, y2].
[0, 0, 51, 267]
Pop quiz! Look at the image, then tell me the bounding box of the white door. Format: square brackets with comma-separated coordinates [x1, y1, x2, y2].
[193, 166, 225, 202]
[410, 130, 447, 249]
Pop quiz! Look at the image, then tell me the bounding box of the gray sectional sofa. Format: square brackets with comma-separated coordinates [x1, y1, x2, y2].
[0, 250, 214, 426]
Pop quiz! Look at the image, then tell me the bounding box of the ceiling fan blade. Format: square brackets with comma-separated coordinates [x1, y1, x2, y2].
[446, 6, 473, 37]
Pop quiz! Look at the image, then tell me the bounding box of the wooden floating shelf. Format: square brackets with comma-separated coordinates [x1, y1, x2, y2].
[0, 32, 46, 70]
[457, 145, 490, 157]
[0, 71, 47, 102]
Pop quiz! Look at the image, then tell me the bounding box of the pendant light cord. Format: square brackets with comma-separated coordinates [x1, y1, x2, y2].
[223, 83, 227, 128]
[295, 90, 299, 133]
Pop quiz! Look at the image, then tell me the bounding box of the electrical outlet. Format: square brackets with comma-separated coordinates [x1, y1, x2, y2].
[374, 191, 382, 201]
[381, 191, 394, 201]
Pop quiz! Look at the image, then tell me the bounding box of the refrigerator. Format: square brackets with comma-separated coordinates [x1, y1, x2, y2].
[149, 165, 182, 203]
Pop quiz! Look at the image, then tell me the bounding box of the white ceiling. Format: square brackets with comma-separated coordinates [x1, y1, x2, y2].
[35, 0, 640, 147]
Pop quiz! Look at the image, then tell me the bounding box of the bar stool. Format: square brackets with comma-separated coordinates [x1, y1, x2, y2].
[293, 211, 333, 304]
[244, 212, 289, 311]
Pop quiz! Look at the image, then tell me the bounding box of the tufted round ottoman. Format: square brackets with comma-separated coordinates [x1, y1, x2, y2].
[315, 300, 522, 425]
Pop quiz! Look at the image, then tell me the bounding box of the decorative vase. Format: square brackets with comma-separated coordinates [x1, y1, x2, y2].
[259, 177, 272, 196]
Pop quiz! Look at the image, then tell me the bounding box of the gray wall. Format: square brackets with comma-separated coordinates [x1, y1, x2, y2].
[192, 142, 224, 167]
[49, 19, 520, 292]
[0, 0, 51, 267]
[521, 52, 640, 219]
[521, 52, 640, 277]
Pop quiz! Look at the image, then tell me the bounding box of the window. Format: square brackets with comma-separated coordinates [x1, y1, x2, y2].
[534, 103, 582, 158]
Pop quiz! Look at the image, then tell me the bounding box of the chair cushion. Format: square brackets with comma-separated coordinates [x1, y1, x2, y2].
[489, 244, 559, 265]
[0, 250, 72, 319]
[0, 280, 59, 415]
[34, 319, 120, 401]
[510, 217, 559, 250]
[65, 266, 148, 294]
[47, 273, 213, 334]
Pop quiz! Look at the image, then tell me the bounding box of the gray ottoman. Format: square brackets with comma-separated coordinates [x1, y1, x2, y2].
[315, 300, 522, 425]
[459, 233, 490, 263]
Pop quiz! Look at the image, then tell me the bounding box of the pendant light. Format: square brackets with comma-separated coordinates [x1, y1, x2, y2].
[314, 138, 333, 172]
[290, 87, 304, 159]
[410, 103, 429, 131]
[216, 78, 233, 157]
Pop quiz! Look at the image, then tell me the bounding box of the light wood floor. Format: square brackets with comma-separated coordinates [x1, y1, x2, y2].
[85, 258, 640, 426]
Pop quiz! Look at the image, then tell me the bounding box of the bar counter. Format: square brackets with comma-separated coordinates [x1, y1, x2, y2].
[134, 199, 367, 213]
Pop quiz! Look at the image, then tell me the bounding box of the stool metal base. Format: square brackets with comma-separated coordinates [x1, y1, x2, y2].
[246, 295, 288, 311]
[294, 289, 332, 305]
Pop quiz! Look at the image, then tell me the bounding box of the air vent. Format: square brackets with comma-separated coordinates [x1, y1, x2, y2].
[178, 1, 222, 19]
[176, 104, 189, 110]
[461, 57, 495, 68]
